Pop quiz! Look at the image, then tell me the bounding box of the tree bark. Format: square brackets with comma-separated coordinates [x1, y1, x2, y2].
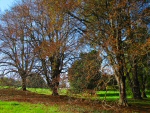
[51, 74, 60, 96]
[118, 76, 128, 106]
[141, 90, 147, 98]
[114, 31, 128, 106]
[126, 61, 142, 99]
[51, 58, 61, 96]
[141, 83, 147, 98]
[141, 92, 147, 98]
[140, 73, 147, 98]
[132, 59, 142, 99]
[21, 76, 27, 91]
[115, 27, 128, 106]
[41, 59, 52, 88]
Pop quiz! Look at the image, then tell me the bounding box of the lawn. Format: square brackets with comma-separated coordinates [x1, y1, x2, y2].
[0, 100, 112, 113]
[0, 87, 150, 113]
[27, 87, 150, 101]
[26, 88, 67, 95]
[0, 88, 111, 113]
[27, 88, 52, 95]
[0, 101, 61, 113]
[26, 88, 121, 101]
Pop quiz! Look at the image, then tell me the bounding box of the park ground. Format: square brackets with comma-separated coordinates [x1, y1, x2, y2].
[0, 88, 150, 113]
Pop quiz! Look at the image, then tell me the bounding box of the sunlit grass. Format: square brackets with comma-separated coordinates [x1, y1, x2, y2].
[2, 86, 150, 102]
[27, 88, 52, 95]
[26, 88, 67, 95]
[0, 87, 150, 112]
[0, 86, 11, 89]
[0, 101, 63, 113]
[146, 90, 150, 98]
[26, 88, 150, 101]
[0, 100, 106, 113]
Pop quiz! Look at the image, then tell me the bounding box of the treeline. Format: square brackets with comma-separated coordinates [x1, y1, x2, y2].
[0, 75, 47, 88]
[0, 77, 21, 87]
[0, 0, 150, 106]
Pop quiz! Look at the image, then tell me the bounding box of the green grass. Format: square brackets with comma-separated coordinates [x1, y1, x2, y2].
[58, 88, 68, 95]
[26, 88, 52, 95]
[128, 98, 150, 107]
[0, 86, 12, 89]
[0, 88, 150, 112]
[0, 100, 107, 113]
[0, 101, 62, 113]
[146, 90, 150, 98]
[26, 88, 150, 101]
[2, 86, 150, 103]
[96, 90, 133, 101]
[26, 88, 67, 95]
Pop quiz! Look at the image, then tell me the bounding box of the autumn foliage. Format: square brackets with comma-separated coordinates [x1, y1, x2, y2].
[0, 0, 150, 107]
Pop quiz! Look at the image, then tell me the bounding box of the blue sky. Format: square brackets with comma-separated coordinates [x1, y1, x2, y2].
[0, 0, 16, 12]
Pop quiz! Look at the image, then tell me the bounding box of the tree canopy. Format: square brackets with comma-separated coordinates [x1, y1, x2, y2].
[0, 0, 150, 106]
[68, 50, 102, 93]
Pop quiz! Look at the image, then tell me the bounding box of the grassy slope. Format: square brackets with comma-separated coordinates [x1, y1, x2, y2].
[0, 88, 107, 113]
[26, 88, 52, 95]
[0, 101, 61, 113]
[27, 88, 150, 108]
[0, 87, 150, 113]
[26, 88, 67, 95]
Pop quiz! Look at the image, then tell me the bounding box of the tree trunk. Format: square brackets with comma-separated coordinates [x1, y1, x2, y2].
[115, 28, 128, 106]
[141, 90, 147, 98]
[132, 59, 142, 99]
[132, 82, 142, 99]
[41, 59, 52, 88]
[51, 74, 60, 96]
[21, 76, 27, 91]
[118, 76, 128, 106]
[140, 73, 147, 98]
[52, 85, 59, 96]
[141, 83, 147, 98]
[51, 58, 61, 96]
[51, 64, 60, 96]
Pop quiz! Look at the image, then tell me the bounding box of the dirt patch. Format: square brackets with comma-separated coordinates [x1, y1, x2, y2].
[0, 88, 150, 112]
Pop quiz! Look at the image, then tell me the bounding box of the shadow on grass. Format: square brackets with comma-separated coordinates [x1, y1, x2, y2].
[10, 103, 20, 106]
[128, 98, 150, 106]
[97, 93, 119, 97]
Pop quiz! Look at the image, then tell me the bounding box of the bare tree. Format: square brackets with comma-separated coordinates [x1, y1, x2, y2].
[20, 0, 82, 95]
[0, 2, 36, 91]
